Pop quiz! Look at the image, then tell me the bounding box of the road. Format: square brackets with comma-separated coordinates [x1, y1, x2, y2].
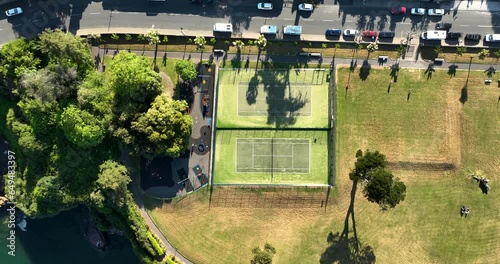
[0, 0, 499, 46]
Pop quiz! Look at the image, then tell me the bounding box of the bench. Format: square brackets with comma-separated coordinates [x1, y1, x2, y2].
[378, 56, 388, 61]
[433, 58, 444, 65]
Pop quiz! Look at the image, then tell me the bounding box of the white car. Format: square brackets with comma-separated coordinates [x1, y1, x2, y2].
[343, 29, 358, 37]
[298, 3, 314, 11]
[428, 9, 445, 16]
[5, 7, 23, 17]
[257, 3, 273, 10]
[411, 8, 425, 15]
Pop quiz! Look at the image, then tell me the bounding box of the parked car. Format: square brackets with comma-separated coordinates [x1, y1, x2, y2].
[362, 30, 377, 38]
[446, 32, 462, 39]
[48, 24, 67, 32]
[257, 2, 273, 10]
[5, 7, 22, 17]
[484, 34, 500, 42]
[343, 29, 358, 37]
[464, 34, 481, 41]
[410, 8, 425, 15]
[326, 29, 342, 36]
[436, 22, 452, 30]
[298, 3, 314, 11]
[390, 6, 406, 14]
[379, 31, 395, 38]
[428, 9, 445, 16]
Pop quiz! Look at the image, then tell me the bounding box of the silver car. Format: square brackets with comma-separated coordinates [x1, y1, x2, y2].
[5, 7, 23, 17]
[410, 8, 425, 15]
[343, 29, 358, 37]
[298, 3, 314, 11]
[428, 9, 445, 16]
[257, 3, 273, 10]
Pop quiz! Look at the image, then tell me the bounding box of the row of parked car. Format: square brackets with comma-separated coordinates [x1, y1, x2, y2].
[391, 6, 445, 16]
[433, 22, 500, 42]
[325, 29, 395, 38]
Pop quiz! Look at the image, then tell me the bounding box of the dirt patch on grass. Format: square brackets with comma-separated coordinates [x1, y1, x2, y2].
[159, 71, 174, 97]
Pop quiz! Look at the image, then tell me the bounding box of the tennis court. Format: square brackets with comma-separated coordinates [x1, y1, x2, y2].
[236, 138, 310, 173]
[214, 130, 328, 185]
[216, 68, 330, 128]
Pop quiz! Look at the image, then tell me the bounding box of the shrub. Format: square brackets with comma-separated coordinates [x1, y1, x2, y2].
[147, 231, 165, 256]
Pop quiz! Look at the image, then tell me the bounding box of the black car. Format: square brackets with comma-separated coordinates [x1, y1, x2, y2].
[465, 34, 481, 41]
[325, 29, 342, 36]
[379, 31, 395, 38]
[436, 22, 452, 30]
[446, 32, 462, 39]
[48, 24, 67, 32]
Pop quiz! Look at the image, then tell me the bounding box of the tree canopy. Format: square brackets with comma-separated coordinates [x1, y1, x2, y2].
[131, 95, 192, 158]
[174, 59, 197, 82]
[59, 105, 106, 148]
[350, 150, 406, 210]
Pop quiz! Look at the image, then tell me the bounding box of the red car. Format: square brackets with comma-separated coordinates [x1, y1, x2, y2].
[390, 6, 407, 14]
[362, 30, 377, 38]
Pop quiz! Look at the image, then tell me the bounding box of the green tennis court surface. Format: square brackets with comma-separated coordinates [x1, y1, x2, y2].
[214, 130, 328, 185]
[236, 138, 310, 173]
[216, 68, 330, 128]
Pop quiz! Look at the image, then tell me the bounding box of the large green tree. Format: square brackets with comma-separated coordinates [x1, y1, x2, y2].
[37, 30, 94, 76]
[107, 51, 162, 122]
[90, 160, 131, 210]
[59, 105, 106, 148]
[19, 65, 79, 103]
[0, 38, 40, 93]
[174, 59, 197, 82]
[350, 150, 406, 210]
[77, 71, 113, 128]
[131, 95, 192, 158]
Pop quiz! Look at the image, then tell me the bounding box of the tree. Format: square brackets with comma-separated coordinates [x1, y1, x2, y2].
[255, 35, 268, 50]
[77, 71, 113, 120]
[494, 50, 500, 61]
[363, 168, 406, 210]
[366, 42, 378, 59]
[334, 43, 341, 57]
[59, 105, 106, 148]
[131, 95, 192, 158]
[478, 49, 489, 60]
[251, 243, 276, 264]
[349, 150, 406, 210]
[111, 33, 119, 41]
[174, 59, 197, 82]
[0, 38, 40, 89]
[396, 44, 406, 60]
[162, 35, 169, 52]
[107, 51, 162, 121]
[19, 65, 79, 103]
[91, 160, 131, 208]
[37, 30, 94, 76]
[232, 39, 245, 53]
[433, 45, 442, 58]
[456, 46, 467, 57]
[193, 35, 206, 50]
[321, 43, 328, 49]
[210, 37, 216, 44]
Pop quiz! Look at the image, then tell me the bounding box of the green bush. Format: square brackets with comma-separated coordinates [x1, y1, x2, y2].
[148, 231, 165, 256]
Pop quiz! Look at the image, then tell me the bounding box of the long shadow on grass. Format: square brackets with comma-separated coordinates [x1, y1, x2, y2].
[320, 180, 376, 264]
[247, 69, 309, 127]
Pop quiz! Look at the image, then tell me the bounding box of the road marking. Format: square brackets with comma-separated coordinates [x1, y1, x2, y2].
[400, 22, 411, 25]
[459, 25, 470, 27]
[345, 20, 353, 22]
[128, 12, 140, 14]
[284, 18, 294, 20]
[477, 25, 500, 28]
[12, 24, 22, 27]
[90, 12, 100, 15]
[70, 14, 82, 17]
[323, 19, 334, 22]
[303, 18, 314, 21]
[323, 10, 334, 13]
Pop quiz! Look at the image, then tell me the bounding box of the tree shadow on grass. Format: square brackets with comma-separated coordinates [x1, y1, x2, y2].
[448, 64, 458, 77]
[359, 60, 371, 81]
[459, 84, 468, 105]
[231, 52, 242, 72]
[246, 74, 259, 105]
[320, 180, 376, 264]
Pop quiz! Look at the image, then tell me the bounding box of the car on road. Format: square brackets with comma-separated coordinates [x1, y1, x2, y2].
[390, 6, 406, 15]
[446, 32, 462, 39]
[410, 8, 425, 15]
[379, 31, 395, 38]
[484, 34, 500, 42]
[257, 2, 273, 10]
[428, 9, 445, 16]
[343, 29, 358, 37]
[298, 3, 314, 11]
[362, 30, 377, 38]
[5, 7, 22, 17]
[325, 29, 342, 36]
[464, 34, 481, 41]
[436, 22, 452, 30]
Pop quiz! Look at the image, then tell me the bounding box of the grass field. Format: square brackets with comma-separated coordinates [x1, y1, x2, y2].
[214, 130, 328, 185]
[216, 68, 330, 128]
[147, 67, 499, 264]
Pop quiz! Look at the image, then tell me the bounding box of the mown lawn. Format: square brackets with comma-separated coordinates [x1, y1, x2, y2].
[146, 67, 499, 264]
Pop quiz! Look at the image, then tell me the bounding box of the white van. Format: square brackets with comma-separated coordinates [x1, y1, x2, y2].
[420, 30, 446, 40]
[283, 25, 302, 35]
[484, 34, 500, 42]
[213, 23, 233, 33]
